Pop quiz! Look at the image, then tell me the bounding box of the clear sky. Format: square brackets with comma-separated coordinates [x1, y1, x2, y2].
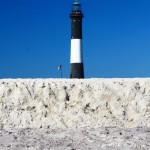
[0, 0, 150, 78]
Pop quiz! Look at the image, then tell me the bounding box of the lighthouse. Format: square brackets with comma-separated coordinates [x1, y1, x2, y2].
[70, 0, 84, 78]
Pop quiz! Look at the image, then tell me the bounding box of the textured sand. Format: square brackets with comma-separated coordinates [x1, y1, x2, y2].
[0, 78, 150, 149]
[0, 127, 150, 150]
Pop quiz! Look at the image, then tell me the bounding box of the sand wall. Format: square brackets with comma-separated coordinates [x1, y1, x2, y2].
[0, 79, 150, 129]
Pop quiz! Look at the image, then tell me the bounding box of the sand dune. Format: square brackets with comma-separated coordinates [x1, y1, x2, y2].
[0, 78, 150, 149]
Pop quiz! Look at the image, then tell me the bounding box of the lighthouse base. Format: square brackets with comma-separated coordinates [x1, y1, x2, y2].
[70, 63, 84, 79]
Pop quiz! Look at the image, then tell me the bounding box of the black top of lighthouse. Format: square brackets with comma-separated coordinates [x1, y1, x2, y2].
[70, 0, 83, 18]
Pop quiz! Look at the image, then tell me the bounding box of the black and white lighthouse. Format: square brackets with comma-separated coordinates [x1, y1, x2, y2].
[70, 0, 84, 78]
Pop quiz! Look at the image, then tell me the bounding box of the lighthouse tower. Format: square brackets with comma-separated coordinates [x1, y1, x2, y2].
[70, 0, 84, 78]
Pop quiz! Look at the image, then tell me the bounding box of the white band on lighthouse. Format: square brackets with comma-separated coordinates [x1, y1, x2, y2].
[70, 39, 83, 63]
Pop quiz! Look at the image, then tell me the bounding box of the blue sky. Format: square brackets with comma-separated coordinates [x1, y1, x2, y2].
[0, 0, 150, 78]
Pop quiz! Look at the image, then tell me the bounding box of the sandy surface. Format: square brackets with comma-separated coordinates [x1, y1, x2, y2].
[0, 78, 150, 149]
[0, 127, 150, 150]
[0, 78, 150, 129]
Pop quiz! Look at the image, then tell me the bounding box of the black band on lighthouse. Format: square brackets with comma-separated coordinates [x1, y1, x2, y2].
[70, 63, 84, 78]
[71, 17, 83, 39]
